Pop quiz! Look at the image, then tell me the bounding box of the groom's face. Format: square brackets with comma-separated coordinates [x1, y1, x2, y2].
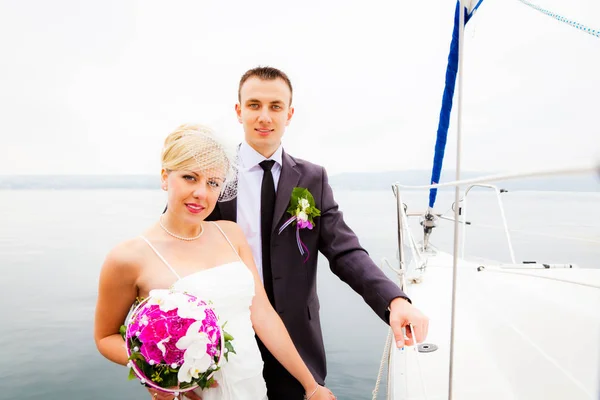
[236, 77, 294, 158]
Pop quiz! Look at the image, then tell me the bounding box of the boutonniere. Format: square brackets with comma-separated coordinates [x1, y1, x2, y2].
[278, 187, 321, 262]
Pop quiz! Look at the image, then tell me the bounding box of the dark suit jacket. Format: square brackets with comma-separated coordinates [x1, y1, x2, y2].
[206, 149, 408, 384]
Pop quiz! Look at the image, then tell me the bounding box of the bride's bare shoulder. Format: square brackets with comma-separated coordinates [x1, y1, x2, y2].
[101, 237, 147, 275]
[209, 220, 245, 243]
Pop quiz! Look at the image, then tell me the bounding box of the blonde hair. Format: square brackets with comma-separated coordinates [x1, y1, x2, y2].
[162, 124, 225, 172]
[161, 124, 238, 201]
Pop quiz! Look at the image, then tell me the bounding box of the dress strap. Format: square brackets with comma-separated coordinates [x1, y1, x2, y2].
[210, 222, 242, 261]
[140, 236, 181, 280]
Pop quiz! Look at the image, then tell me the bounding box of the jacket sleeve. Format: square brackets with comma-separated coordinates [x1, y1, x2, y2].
[317, 167, 410, 323]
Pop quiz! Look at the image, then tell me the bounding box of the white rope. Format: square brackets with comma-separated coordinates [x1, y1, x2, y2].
[371, 327, 394, 400]
[397, 259, 430, 400]
[517, 0, 600, 38]
[407, 324, 429, 399]
[396, 190, 428, 274]
[374, 258, 430, 400]
[372, 258, 398, 400]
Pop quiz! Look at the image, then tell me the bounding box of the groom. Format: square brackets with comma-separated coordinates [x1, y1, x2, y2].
[206, 66, 429, 399]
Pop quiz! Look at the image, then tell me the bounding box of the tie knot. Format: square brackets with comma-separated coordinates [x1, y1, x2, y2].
[259, 160, 276, 172]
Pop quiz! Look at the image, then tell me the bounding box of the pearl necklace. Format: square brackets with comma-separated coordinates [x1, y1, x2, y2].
[159, 216, 204, 241]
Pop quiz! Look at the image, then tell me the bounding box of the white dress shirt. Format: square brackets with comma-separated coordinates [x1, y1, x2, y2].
[236, 141, 283, 283]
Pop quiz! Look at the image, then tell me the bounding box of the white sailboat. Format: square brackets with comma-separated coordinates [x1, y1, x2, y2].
[373, 1, 600, 399]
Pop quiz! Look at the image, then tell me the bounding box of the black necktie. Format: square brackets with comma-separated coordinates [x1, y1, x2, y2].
[259, 160, 276, 306]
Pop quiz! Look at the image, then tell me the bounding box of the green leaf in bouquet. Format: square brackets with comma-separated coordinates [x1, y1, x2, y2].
[224, 341, 236, 362]
[128, 367, 137, 381]
[133, 358, 158, 387]
[129, 352, 145, 362]
[151, 370, 163, 383]
[196, 374, 216, 390]
[129, 336, 142, 349]
[223, 330, 234, 342]
[160, 369, 178, 388]
[120, 325, 127, 340]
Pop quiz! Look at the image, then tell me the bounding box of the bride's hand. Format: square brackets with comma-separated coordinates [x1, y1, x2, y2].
[146, 388, 203, 400]
[307, 384, 336, 400]
[183, 390, 203, 400]
[145, 388, 174, 400]
[182, 380, 217, 399]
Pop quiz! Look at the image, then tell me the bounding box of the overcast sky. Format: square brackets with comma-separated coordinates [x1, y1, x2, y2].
[0, 0, 598, 176]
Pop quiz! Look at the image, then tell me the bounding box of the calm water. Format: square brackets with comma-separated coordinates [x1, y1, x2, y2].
[0, 189, 598, 399]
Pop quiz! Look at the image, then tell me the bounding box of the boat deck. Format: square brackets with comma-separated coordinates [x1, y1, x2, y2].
[389, 249, 600, 399]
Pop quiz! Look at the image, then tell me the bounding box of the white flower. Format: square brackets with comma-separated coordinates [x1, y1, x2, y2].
[297, 211, 308, 222]
[299, 198, 310, 211]
[177, 345, 212, 382]
[156, 337, 171, 356]
[147, 289, 187, 312]
[176, 322, 209, 351]
[176, 302, 207, 321]
[176, 322, 212, 383]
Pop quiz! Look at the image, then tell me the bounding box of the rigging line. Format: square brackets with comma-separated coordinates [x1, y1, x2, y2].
[517, 0, 600, 38]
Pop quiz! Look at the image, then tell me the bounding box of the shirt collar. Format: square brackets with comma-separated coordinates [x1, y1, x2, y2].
[239, 141, 283, 169]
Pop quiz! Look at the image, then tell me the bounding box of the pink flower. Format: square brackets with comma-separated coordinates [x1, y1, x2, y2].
[168, 317, 195, 338]
[128, 320, 141, 338]
[145, 305, 163, 321]
[298, 219, 313, 230]
[163, 340, 185, 365]
[139, 317, 170, 346]
[140, 341, 164, 364]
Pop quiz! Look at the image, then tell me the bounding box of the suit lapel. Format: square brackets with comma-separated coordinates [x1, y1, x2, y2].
[216, 197, 237, 222]
[272, 151, 300, 232]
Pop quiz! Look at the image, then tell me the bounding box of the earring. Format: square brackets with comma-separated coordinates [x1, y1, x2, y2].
[162, 185, 167, 191]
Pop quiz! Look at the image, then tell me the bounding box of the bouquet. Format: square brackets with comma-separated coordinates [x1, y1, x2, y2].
[120, 289, 235, 399]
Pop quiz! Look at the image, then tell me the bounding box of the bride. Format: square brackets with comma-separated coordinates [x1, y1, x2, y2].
[94, 124, 335, 400]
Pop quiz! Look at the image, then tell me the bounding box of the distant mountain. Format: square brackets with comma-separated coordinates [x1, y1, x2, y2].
[0, 171, 598, 191]
[0, 175, 160, 190]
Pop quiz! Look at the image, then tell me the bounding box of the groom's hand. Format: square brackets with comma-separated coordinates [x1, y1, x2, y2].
[389, 297, 429, 348]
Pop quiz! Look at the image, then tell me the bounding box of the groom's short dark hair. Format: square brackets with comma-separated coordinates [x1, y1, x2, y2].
[238, 66, 293, 105]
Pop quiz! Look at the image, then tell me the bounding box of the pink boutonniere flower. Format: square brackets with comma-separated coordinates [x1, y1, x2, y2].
[278, 188, 321, 262]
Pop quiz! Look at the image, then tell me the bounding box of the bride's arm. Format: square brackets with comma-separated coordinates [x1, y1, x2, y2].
[94, 242, 140, 366]
[218, 221, 333, 399]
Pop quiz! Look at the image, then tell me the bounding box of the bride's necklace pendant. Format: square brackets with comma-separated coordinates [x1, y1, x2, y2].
[159, 216, 204, 241]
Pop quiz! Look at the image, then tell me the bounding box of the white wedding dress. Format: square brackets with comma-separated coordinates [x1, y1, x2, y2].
[141, 222, 268, 400]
